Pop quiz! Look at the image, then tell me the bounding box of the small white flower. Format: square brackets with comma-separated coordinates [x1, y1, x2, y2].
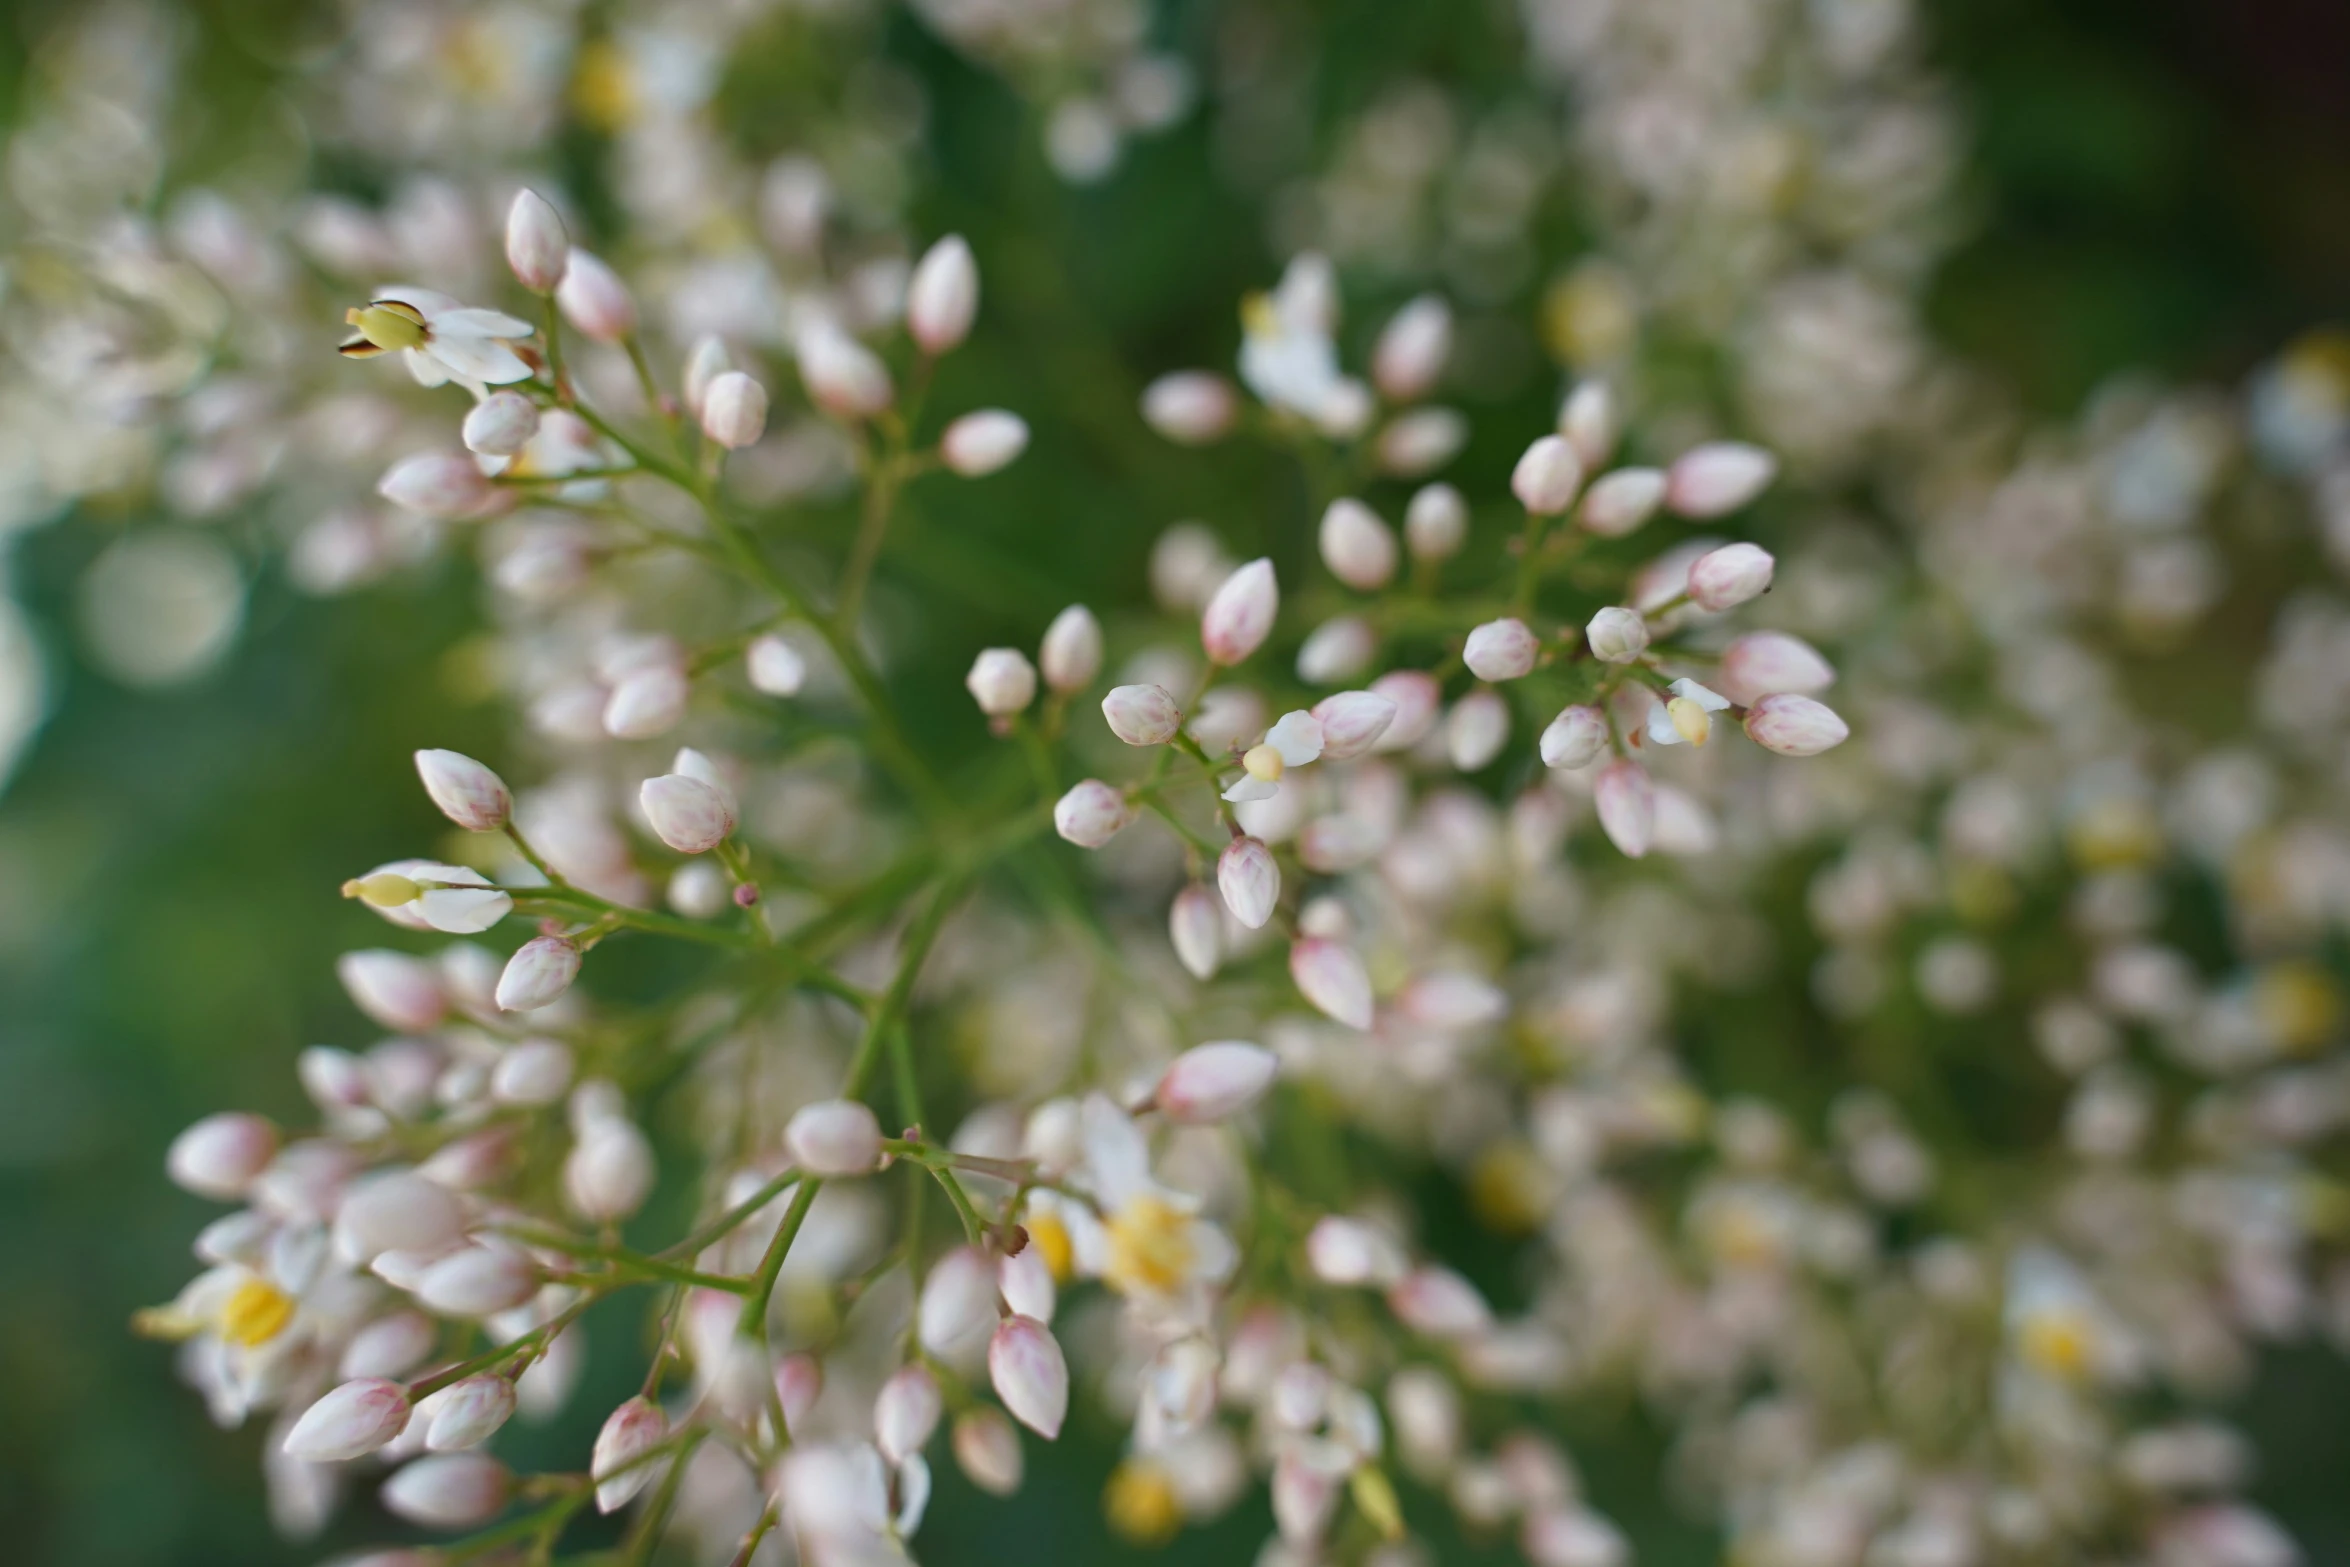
[339, 288, 534, 392]
[1223, 709, 1325, 802]
[1642, 678, 1731, 748]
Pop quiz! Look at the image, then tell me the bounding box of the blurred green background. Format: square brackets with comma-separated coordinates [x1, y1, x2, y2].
[2, 0, 2348, 1563]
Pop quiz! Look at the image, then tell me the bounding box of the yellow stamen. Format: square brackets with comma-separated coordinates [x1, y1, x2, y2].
[1105, 1195, 1196, 1297]
[572, 39, 638, 132]
[1025, 1210, 1074, 1283]
[218, 1277, 296, 1348]
[1667, 696, 1711, 746]
[1350, 1466, 1405, 1541]
[343, 871, 422, 907]
[1240, 292, 1279, 339]
[1104, 1459, 1182, 1545]
[2018, 1310, 2095, 1381]
[1242, 743, 1285, 783]
[344, 300, 429, 353]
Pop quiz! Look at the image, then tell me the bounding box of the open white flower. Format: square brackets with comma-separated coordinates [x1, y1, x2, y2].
[1222, 709, 1325, 802]
[1049, 1096, 1236, 1324]
[1643, 677, 1731, 748]
[340, 288, 535, 393]
[1238, 254, 1370, 437]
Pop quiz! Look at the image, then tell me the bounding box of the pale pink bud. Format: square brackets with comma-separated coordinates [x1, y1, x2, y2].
[1141, 371, 1237, 444]
[1218, 836, 1280, 929]
[952, 1408, 1024, 1496]
[918, 1246, 998, 1355]
[1743, 693, 1849, 756]
[1169, 885, 1223, 980]
[941, 409, 1029, 476]
[1292, 938, 1374, 1029]
[965, 648, 1036, 717]
[342, 1310, 435, 1380]
[1718, 631, 1834, 706]
[1559, 380, 1617, 469]
[1101, 683, 1181, 745]
[1037, 604, 1101, 693]
[339, 950, 447, 1033]
[1511, 435, 1584, 515]
[1156, 1041, 1277, 1123]
[284, 1378, 411, 1461]
[1376, 407, 1468, 476]
[1687, 542, 1774, 611]
[1390, 1266, 1493, 1337]
[1307, 1215, 1408, 1285]
[746, 634, 807, 697]
[682, 335, 732, 415]
[1666, 441, 1777, 517]
[1389, 1366, 1463, 1478]
[1464, 617, 1540, 682]
[1539, 705, 1608, 770]
[1297, 615, 1376, 683]
[1578, 467, 1664, 537]
[1369, 670, 1441, 751]
[1000, 1245, 1055, 1323]
[699, 371, 767, 450]
[337, 1170, 467, 1261]
[1373, 294, 1452, 400]
[773, 1354, 823, 1438]
[1447, 690, 1510, 772]
[415, 749, 511, 832]
[640, 773, 736, 855]
[415, 1245, 538, 1317]
[505, 189, 569, 293]
[1310, 689, 1398, 760]
[462, 392, 538, 457]
[490, 1039, 572, 1106]
[420, 1375, 516, 1451]
[167, 1112, 278, 1199]
[876, 1365, 942, 1464]
[1405, 482, 1468, 561]
[797, 321, 893, 419]
[586, 1394, 666, 1510]
[1273, 1455, 1339, 1545]
[565, 1119, 654, 1221]
[1318, 498, 1397, 591]
[602, 663, 690, 739]
[1200, 557, 1278, 665]
[555, 249, 636, 343]
[1584, 605, 1648, 663]
[785, 1098, 884, 1176]
[382, 1452, 509, 1529]
[496, 936, 580, 1012]
[907, 235, 979, 355]
[1593, 760, 1655, 858]
[1053, 779, 1135, 848]
[379, 452, 496, 519]
[1524, 1508, 1630, 1567]
[988, 1316, 1068, 1439]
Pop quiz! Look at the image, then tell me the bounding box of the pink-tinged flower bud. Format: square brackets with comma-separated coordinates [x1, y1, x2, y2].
[1388, 1366, 1463, 1479]
[496, 936, 580, 1013]
[1390, 1266, 1493, 1337]
[1169, 885, 1223, 980]
[965, 648, 1037, 717]
[382, 1452, 509, 1529]
[1141, 371, 1237, 444]
[283, 1378, 411, 1462]
[1373, 294, 1452, 401]
[1292, 938, 1374, 1029]
[907, 235, 979, 355]
[1000, 1245, 1055, 1323]
[1218, 836, 1280, 929]
[419, 1374, 516, 1451]
[918, 1246, 998, 1355]
[1037, 604, 1101, 693]
[589, 1396, 668, 1512]
[1369, 670, 1441, 751]
[415, 749, 511, 832]
[342, 1310, 435, 1380]
[1297, 615, 1375, 684]
[1559, 380, 1617, 469]
[167, 1112, 278, 1199]
[941, 409, 1029, 476]
[876, 1364, 942, 1464]
[1318, 498, 1397, 591]
[338, 950, 448, 1033]
[565, 1119, 654, 1221]
[640, 774, 735, 855]
[772, 1353, 823, 1438]
[1405, 482, 1468, 562]
[682, 335, 731, 415]
[1273, 1455, 1339, 1545]
[1524, 1507, 1630, 1567]
[379, 452, 497, 519]
[745, 634, 807, 697]
[337, 1170, 466, 1261]
[785, 1098, 883, 1175]
[1743, 693, 1849, 756]
[1200, 556, 1278, 665]
[1578, 467, 1664, 538]
[1511, 435, 1584, 515]
[505, 189, 569, 293]
[1307, 1215, 1407, 1285]
[414, 1244, 538, 1317]
[1447, 690, 1510, 772]
[1156, 1041, 1277, 1123]
[1666, 441, 1777, 517]
[1464, 617, 1540, 682]
[555, 249, 636, 343]
[1053, 779, 1135, 848]
[1584, 605, 1648, 663]
[1402, 971, 1508, 1032]
[1102, 684, 1181, 746]
[491, 1038, 573, 1106]
[462, 392, 539, 457]
[1539, 705, 1609, 770]
[988, 1316, 1068, 1439]
[1310, 689, 1398, 761]
[1376, 406, 1468, 476]
[699, 371, 767, 450]
[1687, 542, 1774, 611]
[797, 321, 893, 419]
[1592, 760, 1655, 858]
[953, 1408, 1024, 1496]
[1718, 631, 1834, 706]
[601, 664, 690, 739]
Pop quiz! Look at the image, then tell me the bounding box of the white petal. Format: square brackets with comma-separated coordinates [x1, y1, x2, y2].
[1669, 677, 1731, 712]
[1222, 776, 1279, 803]
[433, 307, 534, 339]
[404, 349, 453, 388]
[1267, 710, 1325, 767]
[417, 887, 514, 934]
[1645, 701, 1686, 746]
[375, 285, 461, 315]
[430, 337, 534, 386]
[1079, 1094, 1153, 1210]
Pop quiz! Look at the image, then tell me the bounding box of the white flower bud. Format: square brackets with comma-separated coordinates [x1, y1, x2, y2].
[505, 189, 569, 293]
[941, 409, 1029, 476]
[1201, 557, 1278, 665]
[1037, 604, 1101, 693]
[1578, 467, 1664, 538]
[1318, 498, 1397, 591]
[1053, 779, 1135, 848]
[1376, 407, 1468, 476]
[384, 1453, 509, 1529]
[554, 249, 636, 343]
[907, 235, 979, 355]
[1102, 684, 1181, 745]
[341, 1312, 434, 1384]
[1141, 371, 1238, 444]
[988, 1316, 1068, 1439]
[284, 1378, 411, 1462]
[1156, 1040, 1277, 1123]
[337, 1170, 466, 1262]
[1539, 706, 1609, 770]
[1217, 836, 1280, 929]
[1593, 760, 1655, 858]
[415, 749, 511, 831]
[1718, 631, 1834, 706]
[1405, 482, 1468, 562]
[699, 371, 768, 450]
[1291, 938, 1374, 1029]
[797, 321, 893, 419]
[591, 1396, 669, 1513]
[1524, 1508, 1630, 1567]
[918, 1246, 998, 1355]
[1310, 689, 1397, 760]
[1370, 670, 1441, 751]
[1389, 1266, 1493, 1337]
[339, 949, 448, 1034]
[462, 392, 539, 457]
[1743, 693, 1849, 756]
[496, 936, 580, 1013]
[1297, 615, 1375, 684]
[1308, 1216, 1407, 1285]
[491, 1038, 573, 1106]
[640, 773, 736, 855]
[1584, 606, 1648, 663]
[682, 335, 732, 415]
[1511, 435, 1584, 515]
[785, 1099, 884, 1176]
[953, 1408, 1024, 1496]
[566, 1118, 654, 1221]
[1686, 542, 1774, 611]
[1464, 617, 1540, 682]
[167, 1112, 278, 1199]
[415, 1245, 539, 1317]
[379, 452, 497, 519]
[746, 634, 808, 697]
[1372, 294, 1452, 400]
[965, 648, 1037, 718]
[420, 1374, 516, 1451]
[773, 1353, 823, 1437]
[1558, 380, 1616, 469]
[1666, 442, 1777, 517]
[1388, 1366, 1463, 1479]
[1169, 885, 1223, 981]
[876, 1364, 943, 1464]
[602, 664, 690, 739]
[1446, 690, 1510, 772]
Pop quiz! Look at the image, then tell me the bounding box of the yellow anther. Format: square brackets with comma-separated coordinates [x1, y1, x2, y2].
[344, 871, 422, 907]
[1105, 1194, 1195, 1297]
[1240, 292, 1279, 338]
[1667, 696, 1712, 746]
[1025, 1210, 1074, 1283]
[1104, 1459, 1182, 1545]
[218, 1277, 296, 1348]
[1350, 1466, 1405, 1541]
[2018, 1310, 2095, 1382]
[1242, 743, 1285, 783]
[343, 300, 428, 353]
